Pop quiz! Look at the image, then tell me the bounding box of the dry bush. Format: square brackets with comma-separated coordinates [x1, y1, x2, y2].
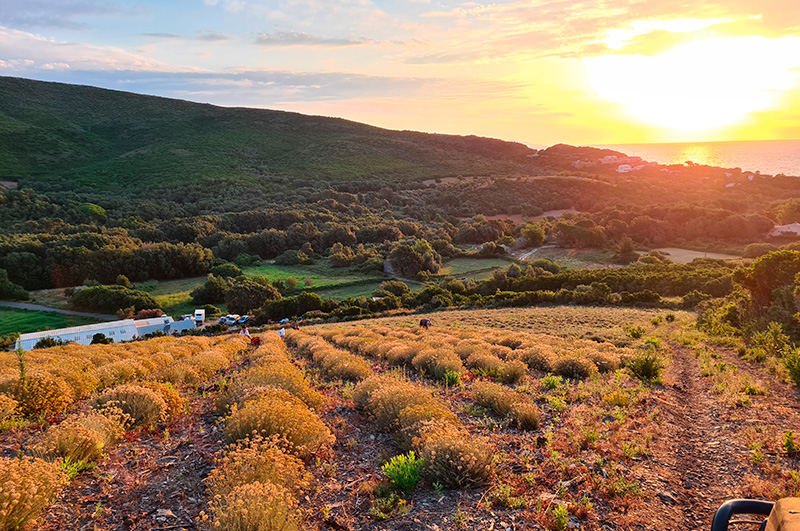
[137, 381, 185, 419]
[466, 352, 503, 373]
[497, 335, 525, 349]
[412, 349, 464, 380]
[352, 375, 401, 410]
[516, 348, 555, 373]
[395, 403, 459, 451]
[223, 397, 334, 457]
[498, 360, 528, 384]
[472, 381, 516, 416]
[92, 359, 148, 387]
[236, 363, 324, 409]
[385, 345, 417, 366]
[509, 401, 540, 430]
[154, 362, 202, 386]
[0, 393, 17, 422]
[416, 421, 494, 488]
[582, 349, 621, 373]
[30, 413, 122, 463]
[367, 383, 432, 432]
[454, 343, 492, 361]
[95, 384, 167, 426]
[185, 349, 230, 379]
[237, 386, 307, 410]
[0, 456, 68, 530]
[0, 371, 75, 418]
[553, 357, 597, 380]
[207, 481, 300, 531]
[207, 435, 310, 498]
[48, 365, 100, 400]
[489, 344, 513, 360]
[305, 342, 371, 382]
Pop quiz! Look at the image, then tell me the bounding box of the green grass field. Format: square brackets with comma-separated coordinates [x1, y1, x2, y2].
[133, 259, 389, 315]
[0, 308, 101, 336]
[439, 257, 512, 279]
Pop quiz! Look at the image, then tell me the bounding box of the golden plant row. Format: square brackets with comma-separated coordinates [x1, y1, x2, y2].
[285, 330, 371, 381]
[204, 333, 335, 530]
[353, 374, 495, 488]
[0, 335, 248, 419]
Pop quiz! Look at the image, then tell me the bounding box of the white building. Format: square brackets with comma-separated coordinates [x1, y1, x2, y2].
[769, 223, 800, 238]
[15, 316, 196, 351]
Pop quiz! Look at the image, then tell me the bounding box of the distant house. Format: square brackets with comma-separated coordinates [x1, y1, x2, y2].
[769, 223, 800, 238]
[617, 164, 633, 173]
[15, 316, 196, 351]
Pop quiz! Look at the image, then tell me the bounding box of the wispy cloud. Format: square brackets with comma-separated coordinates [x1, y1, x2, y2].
[253, 31, 373, 47]
[0, 0, 143, 30]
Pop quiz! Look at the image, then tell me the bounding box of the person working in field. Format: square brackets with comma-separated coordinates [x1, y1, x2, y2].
[419, 318, 432, 330]
[239, 325, 250, 338]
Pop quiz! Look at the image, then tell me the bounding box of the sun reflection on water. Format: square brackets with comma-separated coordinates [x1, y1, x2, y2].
[675, 145, 715, 166]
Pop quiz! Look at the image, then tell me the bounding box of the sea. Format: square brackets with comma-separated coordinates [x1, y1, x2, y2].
[593, 139, 800, 177]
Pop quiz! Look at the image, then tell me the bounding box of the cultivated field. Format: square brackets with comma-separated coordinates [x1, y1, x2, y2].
[0, 307, 100, 337]
[0, 306, 797, 531]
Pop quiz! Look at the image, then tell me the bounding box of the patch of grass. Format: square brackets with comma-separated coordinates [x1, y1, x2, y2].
[0, 307, 101, 336]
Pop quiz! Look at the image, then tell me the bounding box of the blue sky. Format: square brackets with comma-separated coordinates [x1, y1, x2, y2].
[2, 0, 800, 144]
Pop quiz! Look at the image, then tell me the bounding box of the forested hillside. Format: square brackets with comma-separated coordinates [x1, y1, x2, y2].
[0, 76, 538, 202]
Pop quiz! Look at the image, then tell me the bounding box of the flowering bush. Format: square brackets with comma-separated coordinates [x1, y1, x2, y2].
[95, 384, 167, 426]
[416, 421, 494, 488]
[0, 456, 68, 531]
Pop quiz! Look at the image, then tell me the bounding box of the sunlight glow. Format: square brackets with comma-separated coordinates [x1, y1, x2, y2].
[603, 18, 734, 50]
[584, 36, 800, 133]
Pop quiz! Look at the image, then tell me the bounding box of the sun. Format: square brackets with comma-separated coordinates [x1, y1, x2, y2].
[583, 36, 800, 134]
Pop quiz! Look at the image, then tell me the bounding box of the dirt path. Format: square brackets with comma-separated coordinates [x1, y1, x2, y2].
[639, 344, 800, 530]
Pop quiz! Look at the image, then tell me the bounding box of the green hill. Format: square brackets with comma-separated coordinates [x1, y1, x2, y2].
[0, 76, 539, 199]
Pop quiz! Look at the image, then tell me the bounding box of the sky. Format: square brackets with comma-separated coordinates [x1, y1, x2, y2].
[2, 0, 800, 145]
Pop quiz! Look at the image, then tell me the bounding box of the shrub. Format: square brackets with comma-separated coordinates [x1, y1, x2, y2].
[207, 435, 310, 498]
[0, 394, 17, 422]
[783, 347, 800, 387]
[382, 451, 424, 492]
[93, 359, 148, 387]
[235, 363, 324, 410]
[416, 421, 494, 488]
[509, 401, 540, 431]
[582, 350, 620, 373]
[95, 384, 167, 426]
[207, 481, 300, 531]
[48, 366, 100, 400]
[466, 352, 503, 374]
[0, 456, 68, 531]
[30, 411, 126, 463]
[368, 384, 433, 432]
[154, 362, 202, 386]
[137, 381, 185, 419]
[0, 371, 75, 417]
[553, 357, 597, 380]
[498, 360, 528, 384]
[352, 375, 400, 410]
[472, 381, 515, 416]
[223, 397, 334, 458]
[626, 350, 664, 383]
[395, 403, 459, 451]
[516, 348, 554, 372]
[541, 374, 562, 390]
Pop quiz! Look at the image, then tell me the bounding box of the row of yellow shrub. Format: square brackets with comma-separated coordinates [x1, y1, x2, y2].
[206, 333, 333, 530]
[0, 335, 248, 418]
[353, 374, 494, 488]
[286, 330, 371, 381]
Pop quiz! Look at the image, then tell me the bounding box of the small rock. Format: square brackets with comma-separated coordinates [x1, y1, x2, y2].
[601, 415, 616, 423]
[658, 491, 678, 505]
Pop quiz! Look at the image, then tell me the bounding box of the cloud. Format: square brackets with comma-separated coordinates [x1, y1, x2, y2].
[253, 31, 374, 47]
[0, 26, 197, 73]
[403, 51, 482, 64]
[196, 30, 232, 42]
[0, 0, 142, 30]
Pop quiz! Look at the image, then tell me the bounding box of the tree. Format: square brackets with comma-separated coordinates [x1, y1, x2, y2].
[0, 269, 29, 301]
[521, 223, 545, 247]
[191, 274, 229, 305]
[116, 275, 131, 288]
[225, 278, 281, 315]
